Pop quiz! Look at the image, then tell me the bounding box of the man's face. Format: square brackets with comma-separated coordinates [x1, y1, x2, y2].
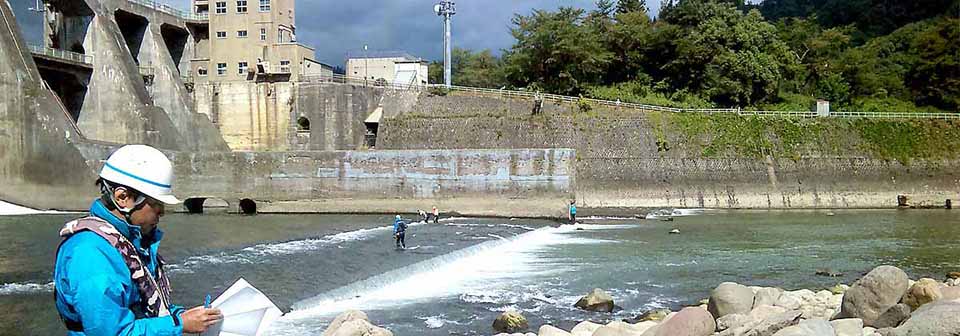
[114, 187, 165, 234]
[130, 196, 165, 234]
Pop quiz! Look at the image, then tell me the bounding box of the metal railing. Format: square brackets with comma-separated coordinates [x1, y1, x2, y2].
[296, 74, 959, 120]
[28, 45, 93, 64]
[126, 0, 209, 21]
[301, 73, 429, 91]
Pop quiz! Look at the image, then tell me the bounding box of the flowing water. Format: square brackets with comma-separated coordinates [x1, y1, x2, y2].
[1, 210, 959, 335]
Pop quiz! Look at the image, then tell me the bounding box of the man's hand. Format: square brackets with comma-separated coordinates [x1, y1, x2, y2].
[181, 306, 223, 333]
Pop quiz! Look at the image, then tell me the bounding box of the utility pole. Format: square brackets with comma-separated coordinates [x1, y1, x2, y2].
[363, 44, 368, 86]
[434, 0, 455, 88]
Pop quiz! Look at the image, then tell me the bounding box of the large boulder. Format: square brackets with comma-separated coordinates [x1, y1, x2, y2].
[873, 303, 910, 329]
[829, 318, 863, 336]
[771, 319, 835, 336]
[323, 310, 371, 336]
[887, 299, 960, 336]
[709, 282, 756, 318]
[649, 307, 715, 336]
[328, 319, 393, 336]
[901, 278, 942, 310]
[574, 288, 616, 312]
[538, 325, 572, 336]
[492, 310, 528, 333]
[570, 321, 602, 336]
[838, 265, 910, 327]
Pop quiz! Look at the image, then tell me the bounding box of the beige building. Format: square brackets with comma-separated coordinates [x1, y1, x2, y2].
[190, 0, 331, 83]
[346, 51, 429, 86]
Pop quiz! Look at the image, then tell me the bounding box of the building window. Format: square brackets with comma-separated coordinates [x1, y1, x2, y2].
[237, 30, 248, 38]
[259, 0, 270, 11]
[236, 0, 247, 13]
[216, 31, 227, 38]
[217, 63, 227, 75]
[260, 28, 266, 41]
[238, 62, 248, 75]
[198, 67, 207, 76]
[215, 1, 226, 13]
[279, 60, 290, 72]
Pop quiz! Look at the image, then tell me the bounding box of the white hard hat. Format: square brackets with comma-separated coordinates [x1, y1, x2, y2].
[100, 145, 181, 205]
[396, 215, 401, 220]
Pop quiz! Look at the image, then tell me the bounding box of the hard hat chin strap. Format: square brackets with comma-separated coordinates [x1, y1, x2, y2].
[100, 180, 146, 223]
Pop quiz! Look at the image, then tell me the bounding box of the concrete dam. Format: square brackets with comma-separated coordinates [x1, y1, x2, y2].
[1, 0, 957, 216]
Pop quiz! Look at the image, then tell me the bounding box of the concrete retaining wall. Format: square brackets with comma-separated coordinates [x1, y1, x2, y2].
[379, 94, 960, 209]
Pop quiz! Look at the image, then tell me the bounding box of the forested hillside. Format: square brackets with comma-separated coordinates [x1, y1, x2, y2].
[428, 0, 959, 112]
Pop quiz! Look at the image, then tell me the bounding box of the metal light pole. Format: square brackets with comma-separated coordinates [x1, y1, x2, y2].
[363, 44, 368, 86]
[434, 0, 455, 88]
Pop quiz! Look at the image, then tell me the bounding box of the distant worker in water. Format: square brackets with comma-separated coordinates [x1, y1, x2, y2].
[417, 209, 428, 223]
[53, 145, 222, 335]
[431, 206, 439, 223]
[568, 200, 577, 224]
[394, 215, 408, 249]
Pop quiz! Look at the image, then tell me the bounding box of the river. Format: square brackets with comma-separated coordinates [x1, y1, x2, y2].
[1, 209, 958, 335]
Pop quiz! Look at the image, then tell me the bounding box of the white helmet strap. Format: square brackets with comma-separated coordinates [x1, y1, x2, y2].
[101, 180, 146, 219]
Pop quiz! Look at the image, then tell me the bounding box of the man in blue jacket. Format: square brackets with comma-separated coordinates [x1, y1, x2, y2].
[53, 145, 222, 335]
[393, 215, 407, 249]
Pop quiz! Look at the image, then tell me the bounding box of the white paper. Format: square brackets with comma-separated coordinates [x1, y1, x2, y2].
[201, 278, 283, 336]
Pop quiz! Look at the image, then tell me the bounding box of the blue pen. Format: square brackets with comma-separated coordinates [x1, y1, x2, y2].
[204, 294, 211, 308]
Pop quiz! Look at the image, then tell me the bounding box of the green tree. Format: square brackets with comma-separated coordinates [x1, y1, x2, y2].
[502, 7, 614, 94]
[616, 0, 647, 14]
[661, 1, 795, 106]
[908, 18, 960, 110]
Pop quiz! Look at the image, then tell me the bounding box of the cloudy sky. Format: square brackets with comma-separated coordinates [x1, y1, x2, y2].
[9, 0, 669, 67]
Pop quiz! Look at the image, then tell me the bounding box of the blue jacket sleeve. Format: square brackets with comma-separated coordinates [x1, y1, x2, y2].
[61, 235, 183, 336]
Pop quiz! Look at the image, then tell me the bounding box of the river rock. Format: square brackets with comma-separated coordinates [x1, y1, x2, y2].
[709, 282, 756, 318]
[570, 321, 602, 336]
[717, 313, 750, 331]
[838, 265, 910, 327]
[946, 278, 960, 287]
[538, 325, 571, 336]
[328, 319, 393, 336]
[323, 310, 370, 336]
[648, 307, 714, 336]
[493, 311, 528, 333]
[631, 308, 671, 322]
[901, 278, 942, 310]
[828, 284, 849, 295]
[632, 321, 658, 335]
[941, 286, 960, 300]
[886, 299, 960, 336]
[747, 305, 788, 323]
[753, 288, 783, 308]
[872, 303, 910, 329]
[593, 321, 644, 336]
[829, 318, 863, 336]
[742, 310, 803, 336]
[575, 288, 616, 312]
[947, 272, 960, 280]
[771, 319, 834, 336]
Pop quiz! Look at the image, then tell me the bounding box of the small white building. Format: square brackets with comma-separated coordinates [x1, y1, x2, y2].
[345, 51, 429, 87]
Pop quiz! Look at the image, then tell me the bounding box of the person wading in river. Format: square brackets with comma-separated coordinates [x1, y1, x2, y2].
[53, 145, 222, 336]
[394, 215, 408, 249]
[568, 200, 577, 225]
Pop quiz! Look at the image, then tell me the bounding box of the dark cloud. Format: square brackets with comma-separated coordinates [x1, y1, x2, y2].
[9, 0, 665, 67]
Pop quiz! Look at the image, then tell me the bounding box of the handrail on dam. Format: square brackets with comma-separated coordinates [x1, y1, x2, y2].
[28, 45, 93, 65]
[297, 74, 959, 120]
[126, 0, 209, 21]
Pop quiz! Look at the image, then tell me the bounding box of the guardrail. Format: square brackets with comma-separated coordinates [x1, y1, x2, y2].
[126, 0, 209, 21]
[28, 45, 93, 64]
[298, 74, 959, 120]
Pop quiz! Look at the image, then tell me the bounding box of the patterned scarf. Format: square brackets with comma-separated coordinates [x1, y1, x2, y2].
[58, 217, 173, 318]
